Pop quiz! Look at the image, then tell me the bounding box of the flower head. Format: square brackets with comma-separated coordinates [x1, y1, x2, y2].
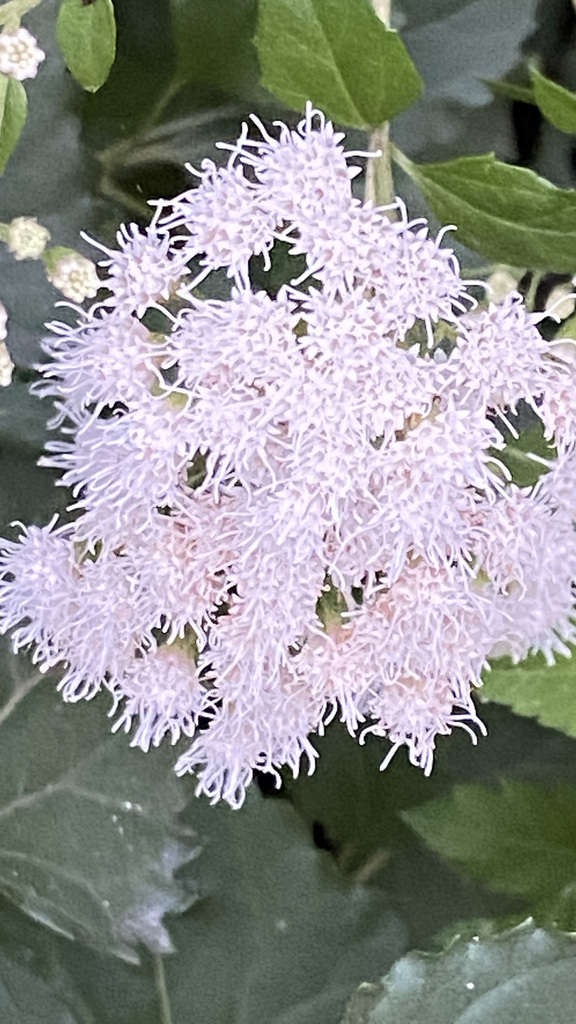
[1, 106, 575, 807]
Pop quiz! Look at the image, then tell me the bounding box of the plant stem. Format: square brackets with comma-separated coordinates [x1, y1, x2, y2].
[154, 955, 174, 1024]
[365, 0, 395, 208]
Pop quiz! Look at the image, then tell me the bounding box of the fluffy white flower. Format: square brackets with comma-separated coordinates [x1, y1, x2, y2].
[110, 643, 211, 752]
[88, 223, 188, 316]
[0, 27, 45, 81]
[38, 311, 175, 416]
[1, 106, 575, 808]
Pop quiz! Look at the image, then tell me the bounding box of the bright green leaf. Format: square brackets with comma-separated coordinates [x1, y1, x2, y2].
[402, 781, 576, 900]
[482, 648, 576, 739]
[0, 642, 195, 962]
[254, 0, 423, 130]
[486, 78, 535, 104]
[531, 67, 576, 135]
[342, 921, 576, 1024]
[397, 150, 576, 272]
[0, 76, 27, 175]
[57, 0, 117, 93]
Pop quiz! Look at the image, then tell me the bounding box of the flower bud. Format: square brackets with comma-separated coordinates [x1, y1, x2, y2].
[44, 248, 100, 303]
[7, 216, 50, 261]
[0, 340, 14, 387]
[0, 27, 45, 81]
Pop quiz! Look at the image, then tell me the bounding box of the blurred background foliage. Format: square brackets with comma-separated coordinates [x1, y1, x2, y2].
[2, 1, 576, 1022]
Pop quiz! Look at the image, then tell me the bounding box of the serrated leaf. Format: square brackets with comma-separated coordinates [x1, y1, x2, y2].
[0, 76, 27, 175]
[399, 151, 576, 271]
[530, 67, 576, 135]
[255, 0, 423, 130]
[482, 648, 576, 739]
[402, 781, 576, 901]
[0, 642, 195, 962]
[342, 921, 576, 1024]
[57, 0, 117, 93]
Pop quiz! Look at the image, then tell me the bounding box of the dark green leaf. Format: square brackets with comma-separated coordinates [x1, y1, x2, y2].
[0, 76, 27, 175]
[393, 0, 539, 157]
[342, 921, 576, 1024]
[0, 642, 195, 962]
[170, 0, 260, 97]
[0, 946, 80, 1024]
[482, 648, 576, 739]
[530, 67, 576, 135]
[57, 0, 117, 93]
[403, 781, 576, 900]
[159, 791, 407, 1024]
[397, 150, 576, 271]
[255, 0, 423, 130]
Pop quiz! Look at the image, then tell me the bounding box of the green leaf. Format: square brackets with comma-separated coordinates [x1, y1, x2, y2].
[394, 0, 539, 157]
[0, 76, 27, 175]
[158, 792, 407, 1024]
[530, 67, 576, 135]
[0, 642, 195, 962]
[0, 946, 80, 1024]
[342, 921, 576, 1024]
[57, 0, 117, 93]
[171, 0, 261, 97]
[493, 420, 555, 488]
[397, 150, 576, 272]
[482, 648, 576, 739]
[402, 781, 576, 900]
[254, 0, 423, 130]
[485, 78, 535, 104]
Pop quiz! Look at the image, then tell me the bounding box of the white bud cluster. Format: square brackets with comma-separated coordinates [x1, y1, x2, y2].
[1, 106, 576, 808]
[0, 27, 45, 81]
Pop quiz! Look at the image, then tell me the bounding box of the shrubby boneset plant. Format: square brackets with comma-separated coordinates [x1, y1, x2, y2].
[1, 106, 576, 809]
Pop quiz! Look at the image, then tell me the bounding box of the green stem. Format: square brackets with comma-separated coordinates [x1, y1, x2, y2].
[154, 955, 174, 1024]
[365, 0, 394, 208]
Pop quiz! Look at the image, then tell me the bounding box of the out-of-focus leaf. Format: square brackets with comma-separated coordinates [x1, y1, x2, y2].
[403, 781, 576, 901]
[0, 381, 53, 451]
[398, 150, 576, 271]
[342, 921, 576, 1024]
[57, 0, 117, 93]
[0, 642, 196, 962]
[0, 76, 27, 175]
[155, 792, 407, 1024]
[171, 0, 261, 97]
[482, 648, 576, 739]
[394, 0, 539, 157]
[0, 946, 79, 1024]
[255, 0, 423, 129]
[531, 67, 576, 135]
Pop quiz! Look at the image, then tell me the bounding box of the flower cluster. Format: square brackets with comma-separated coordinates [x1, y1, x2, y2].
[1, 106, 576, 809]
[0, 27, 45, 81]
